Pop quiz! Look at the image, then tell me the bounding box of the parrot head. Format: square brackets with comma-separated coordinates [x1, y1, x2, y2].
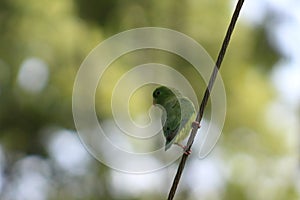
[152, 86, 179, 105]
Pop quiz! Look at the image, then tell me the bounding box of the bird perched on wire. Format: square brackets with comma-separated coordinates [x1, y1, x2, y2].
[152, 86, 200, 154]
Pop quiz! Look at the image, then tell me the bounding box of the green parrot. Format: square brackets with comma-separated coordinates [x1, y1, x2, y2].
[152, 86, 200, 153]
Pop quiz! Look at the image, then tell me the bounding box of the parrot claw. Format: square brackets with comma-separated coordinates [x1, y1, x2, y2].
[175, 143, 192, 155]
[184, 149, 192, 155]
[192, 121, 200, 129]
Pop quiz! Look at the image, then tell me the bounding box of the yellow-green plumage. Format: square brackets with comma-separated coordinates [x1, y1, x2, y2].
[152, 86, 196, 150]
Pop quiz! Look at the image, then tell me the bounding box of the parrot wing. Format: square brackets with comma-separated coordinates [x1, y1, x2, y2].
[163, 97, 196, 150]
[162, 99, 181, 150]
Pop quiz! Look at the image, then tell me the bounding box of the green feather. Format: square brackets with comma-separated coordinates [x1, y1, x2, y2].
[152, 86, 196, 150]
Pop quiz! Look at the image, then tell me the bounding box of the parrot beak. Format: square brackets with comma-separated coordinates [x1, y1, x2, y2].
[153, 99, 156, 105]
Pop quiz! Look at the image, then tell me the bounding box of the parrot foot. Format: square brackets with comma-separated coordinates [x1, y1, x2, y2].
[192, 121, 201, 129]
[175, 143, 192, 155]
[184, 149, 192, 155]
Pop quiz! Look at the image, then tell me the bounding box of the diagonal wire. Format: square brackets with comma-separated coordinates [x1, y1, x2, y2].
[167, 0, 245, 199]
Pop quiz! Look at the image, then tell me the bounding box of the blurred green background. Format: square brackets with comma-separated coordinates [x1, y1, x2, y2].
[0, 0, 299, 199]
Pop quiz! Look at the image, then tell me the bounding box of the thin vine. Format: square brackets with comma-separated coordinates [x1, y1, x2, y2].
[167, 0, 245, 199]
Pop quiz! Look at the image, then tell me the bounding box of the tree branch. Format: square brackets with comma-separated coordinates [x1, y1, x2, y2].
[167, 0, 245, 199]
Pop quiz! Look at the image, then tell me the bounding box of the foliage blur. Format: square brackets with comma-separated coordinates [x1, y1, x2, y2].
[0, 0, 299, 199]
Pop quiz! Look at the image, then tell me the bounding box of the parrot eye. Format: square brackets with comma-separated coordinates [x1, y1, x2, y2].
[166, 127, 170, 130]
[155, 91, 160, 96]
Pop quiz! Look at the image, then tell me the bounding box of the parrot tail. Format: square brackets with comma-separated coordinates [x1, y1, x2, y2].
[165, 140, 172, 151]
